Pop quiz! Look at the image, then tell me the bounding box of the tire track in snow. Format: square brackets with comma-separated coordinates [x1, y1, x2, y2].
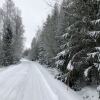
[33, 62, 59, 100]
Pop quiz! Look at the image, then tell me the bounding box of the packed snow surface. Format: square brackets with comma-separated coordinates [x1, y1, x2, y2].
[0, 59, 81, 100]
[77, 87, 99, 100]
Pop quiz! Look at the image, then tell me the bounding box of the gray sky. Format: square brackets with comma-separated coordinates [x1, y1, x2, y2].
[13, 0, 53, 49]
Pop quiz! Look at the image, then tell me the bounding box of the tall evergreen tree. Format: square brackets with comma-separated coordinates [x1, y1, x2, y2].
[63, 0, 100, 88]
[1, 0, 24, 66]
[29, 37, 39, 61]
[2, 20, 13, 66]
[12, 9, 24, 63]
[29, 0, 100, 89]
[54, 0, 100, 88]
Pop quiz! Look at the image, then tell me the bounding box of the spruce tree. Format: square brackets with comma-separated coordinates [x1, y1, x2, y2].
[1, 0, 24, 66]
[2, 20, 13, 66]
[64, 0, 100, 88]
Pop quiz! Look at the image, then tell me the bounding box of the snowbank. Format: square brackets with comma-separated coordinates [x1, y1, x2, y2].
[77, 87, 99, 100]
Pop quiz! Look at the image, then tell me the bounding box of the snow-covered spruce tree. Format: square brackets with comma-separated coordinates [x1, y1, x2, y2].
[1, 0, 24, 66]
[29, 37, 39, 61]
[29, 28, 50, 65]
[12, 9, 24, 63]
[2, 17, 15, 66]
[55, 0, 74, 72]
[62, 0, 100, 89]
[0, 8, 4, 65]
[43, 5, 59, 56]
[39, 5, 59, 67]
[29, 4, 59, 67]
[37, 33, 50, 65]
[50, 3, 59, 53]
[54, 0, 100, 89]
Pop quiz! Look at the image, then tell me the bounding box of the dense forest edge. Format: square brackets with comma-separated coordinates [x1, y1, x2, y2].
[24, 0, 100, 91]
[0, 0, 24, 66]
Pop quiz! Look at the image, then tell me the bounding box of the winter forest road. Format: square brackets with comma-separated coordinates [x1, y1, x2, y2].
[0, 59, 81, 100]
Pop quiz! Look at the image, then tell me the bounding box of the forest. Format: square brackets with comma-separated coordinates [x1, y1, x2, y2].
[0, 0, 100, 99]
[27, 0, 100, 91]
[0, 0, 24, 66]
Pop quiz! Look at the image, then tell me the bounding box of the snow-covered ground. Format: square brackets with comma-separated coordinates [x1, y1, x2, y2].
[0, 59, 82, 100]
[47, 65, 100, 100]
[0, 67, 6, 72]
[46, 65, 100, 100]
[46, 67, 61, 76]
[77, 87, 99, 100]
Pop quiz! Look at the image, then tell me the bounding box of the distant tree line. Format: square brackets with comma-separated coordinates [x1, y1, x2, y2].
[29, 0, 100, 90]
[0, 0, 24, 66]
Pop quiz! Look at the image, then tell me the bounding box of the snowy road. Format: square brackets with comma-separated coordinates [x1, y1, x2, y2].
[0, 60, 81, 100]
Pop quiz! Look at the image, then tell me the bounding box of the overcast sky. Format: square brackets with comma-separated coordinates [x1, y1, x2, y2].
[12, 0, 54, 49]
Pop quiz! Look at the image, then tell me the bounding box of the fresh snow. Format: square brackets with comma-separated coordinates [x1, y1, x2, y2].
[46, 67, 61, 76]
[77, 87, 99, 100]
[55, 50, 66, 60]
[62, 33, 69, 38]
[87, 52, 98, 58]
[97, 85, 100, 92]
[95, 47, 100, 51]
[67, 60, 74, 71]
[98, 64, 100, 70]
[55, 60, 64, 67]
[67, 2, 73, 8]
[91, 19, 100, 24]
[0, 59, 81, 100]
[84, 67, 92, 77]
[88, 31, 100, 38]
